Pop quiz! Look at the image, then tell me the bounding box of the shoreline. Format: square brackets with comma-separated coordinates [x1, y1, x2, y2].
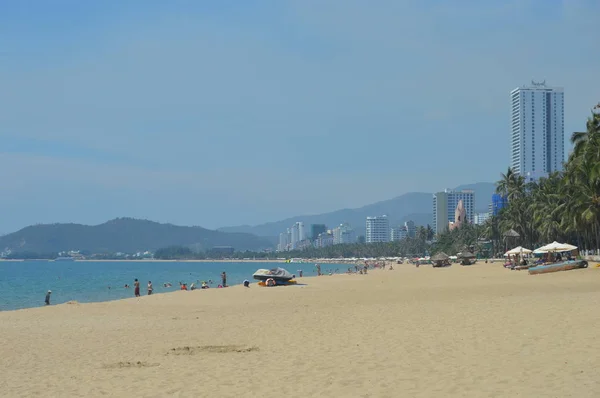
[0, 270, 334, 313]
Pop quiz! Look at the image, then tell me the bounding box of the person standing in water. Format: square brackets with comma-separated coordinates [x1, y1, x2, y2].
[221, 271, 227, 287]
[147, 281, 153, 295]
[134, 279, 140, 297]
[45, 290, 51, 305]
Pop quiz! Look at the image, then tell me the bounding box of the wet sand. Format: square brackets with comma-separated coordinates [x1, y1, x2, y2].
[1, 263, 599, 397]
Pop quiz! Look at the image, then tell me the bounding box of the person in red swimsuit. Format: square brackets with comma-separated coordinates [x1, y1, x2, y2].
[134, 279, 140, 297]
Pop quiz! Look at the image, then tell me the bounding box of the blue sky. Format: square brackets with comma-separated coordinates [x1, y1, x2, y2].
[1, 0, 599, 233]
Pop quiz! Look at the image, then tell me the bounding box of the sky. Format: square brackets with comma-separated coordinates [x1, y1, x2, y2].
[1, 0, 599, 233]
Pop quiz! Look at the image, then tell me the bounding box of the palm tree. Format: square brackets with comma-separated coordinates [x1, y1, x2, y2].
[570, 111, 600, 159]
[496, 167, 515, 197]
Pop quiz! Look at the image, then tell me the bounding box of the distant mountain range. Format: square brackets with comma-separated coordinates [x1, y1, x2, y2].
[218, 182, 497, 238]
[1, 218, 273, 254]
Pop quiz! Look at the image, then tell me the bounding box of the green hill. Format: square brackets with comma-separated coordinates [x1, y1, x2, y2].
[0, 218, 273, 254]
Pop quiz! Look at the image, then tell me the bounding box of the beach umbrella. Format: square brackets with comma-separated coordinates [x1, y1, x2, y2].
[458, 251, 475, 258]
[505, 246, 532, 256]
[534, 241, 578, 253]
[431, 252, 449, 261]
[560, 243, 578, 251]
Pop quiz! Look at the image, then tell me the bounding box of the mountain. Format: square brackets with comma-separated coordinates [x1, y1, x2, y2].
[218, 182, 496, 237]
[0, 218, 273, 254]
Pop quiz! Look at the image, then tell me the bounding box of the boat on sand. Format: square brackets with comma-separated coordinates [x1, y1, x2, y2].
[528, 260, 588, 275]
[253, 267, 295, 285]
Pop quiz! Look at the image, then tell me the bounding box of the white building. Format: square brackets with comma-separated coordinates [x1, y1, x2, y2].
[297, 222, 305, 242]
[404, 220, 416, 238]
[474, 212, 490, 225]
[290, 224, 299, 249]
[315, 232, 334, 248]
[391, 226, 408, 241]
[433, 190, 475, 235]
[510, 81, 564, 182]
[278, 231, 290, 252]
[332, 223, 356, 245]
[366, 215, 390, 243]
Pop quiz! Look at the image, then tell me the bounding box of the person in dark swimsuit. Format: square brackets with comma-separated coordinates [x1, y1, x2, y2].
[221, 272, 227, 287]
[134, 279, 140, 297]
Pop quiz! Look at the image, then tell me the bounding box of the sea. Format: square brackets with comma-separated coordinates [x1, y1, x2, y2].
[0, 260, 340, 311]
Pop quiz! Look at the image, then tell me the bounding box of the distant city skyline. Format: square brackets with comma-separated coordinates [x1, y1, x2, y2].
[1, 1, 598, 233]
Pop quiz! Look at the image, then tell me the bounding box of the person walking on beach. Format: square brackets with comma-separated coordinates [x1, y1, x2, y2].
[45, 290, 51, 305]
[134, 279, 140, 297]
[147, 281, 153, 295]
[221, 271, 227, 287]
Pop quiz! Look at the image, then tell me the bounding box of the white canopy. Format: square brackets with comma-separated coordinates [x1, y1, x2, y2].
[505, 246, 532, 256]
[533, 241, 578, 253]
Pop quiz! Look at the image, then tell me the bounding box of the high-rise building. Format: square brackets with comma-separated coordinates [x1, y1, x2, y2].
[391, 226, 408, 241]
[310, 224, 327, 241]
[491, 194, 508, 216]
[366, 215, 390, 243]
[290, 224, 299, 249]
[332, 223, 356, 245]
[433, 190, 475, 235]
[297, 222, 305, 242]
[474, 212, 491, 225]
[404, 220, 416, 238]
[510, 81, 564, 182]
[288, 221, 306, 249]
[314, 232, 334, 248]
[278, 232, 289, 252]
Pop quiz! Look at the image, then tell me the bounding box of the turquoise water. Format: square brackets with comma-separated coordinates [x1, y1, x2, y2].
[0, 261, 338, 311]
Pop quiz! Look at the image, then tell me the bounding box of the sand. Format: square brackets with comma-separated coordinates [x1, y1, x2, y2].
[1, 263, 600, 397]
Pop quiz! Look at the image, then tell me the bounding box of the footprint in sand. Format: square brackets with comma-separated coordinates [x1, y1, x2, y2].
[103, 361, 160, 369]
[167, 345, 259, 355]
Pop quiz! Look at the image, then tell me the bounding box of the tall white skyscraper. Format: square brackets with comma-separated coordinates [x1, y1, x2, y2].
[290, 224, 299, 249]
[366, 215, 390, 243]
[510, 81, 564, 182]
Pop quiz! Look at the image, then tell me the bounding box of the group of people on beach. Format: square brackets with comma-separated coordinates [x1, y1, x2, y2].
[129, 272, 228, 297]
[313, 261, 392, 277]
[44, 272, 230, 305]
[342, 261, 391, 275]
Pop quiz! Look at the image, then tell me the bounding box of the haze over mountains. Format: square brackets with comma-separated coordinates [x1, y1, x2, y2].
[219, 182, 496, 238]
[1, 183, 496, 254]
[0, 218, 273, 255]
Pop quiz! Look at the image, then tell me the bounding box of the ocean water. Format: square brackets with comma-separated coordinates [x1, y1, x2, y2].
[0, 260, 338, 311]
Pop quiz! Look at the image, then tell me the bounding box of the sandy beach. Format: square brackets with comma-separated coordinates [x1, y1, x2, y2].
[2, 263, 600, 397]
